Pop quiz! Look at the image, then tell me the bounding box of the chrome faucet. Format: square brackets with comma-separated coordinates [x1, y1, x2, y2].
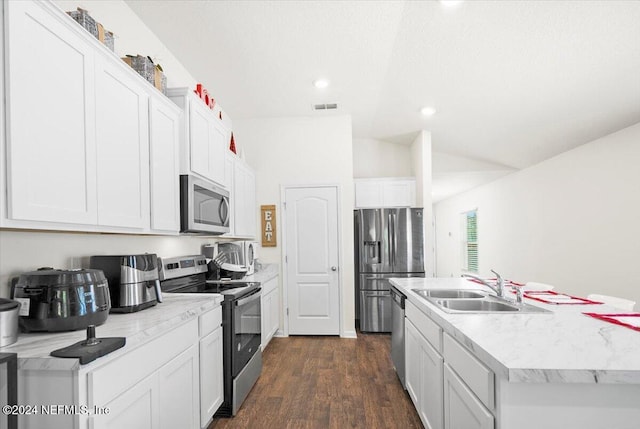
[511, 283, 524, 305]
[462, 269, 505, 298]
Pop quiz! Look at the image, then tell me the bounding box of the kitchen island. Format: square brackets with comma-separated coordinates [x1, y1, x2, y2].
[1, 293, 223, 429]
[391, 277, 640, 429]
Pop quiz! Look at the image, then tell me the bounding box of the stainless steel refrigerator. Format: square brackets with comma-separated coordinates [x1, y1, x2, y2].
[354, 208, 425, 332]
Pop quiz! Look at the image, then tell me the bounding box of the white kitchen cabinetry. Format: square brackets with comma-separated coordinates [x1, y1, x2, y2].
[2, 0, 180, 234]
[158, 345, 200, 429]
[443, 364, 494, 429]
[406, 302, 495, 429]
[4, 0, 98, 225]
[94, 56, 150, 229]
[198, 307, 224, 427]
[16, 301, 223, 429]
[354, 178, 416, 208]
[149, 94, 181, 233]
[168, 88, 229, 188]
[224, 151, 237, 234]
[233, 159, 257, 238]
[261, 276, 280, 349]
[93, 372, 159, 429]
[406, 316, 444, 429]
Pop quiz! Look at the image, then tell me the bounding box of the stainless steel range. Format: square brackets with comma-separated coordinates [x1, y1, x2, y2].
[158, 254, 262, 417]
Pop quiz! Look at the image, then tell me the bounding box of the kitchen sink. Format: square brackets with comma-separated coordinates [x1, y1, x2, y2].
[436, 299, 520, 312]
[413, 289, 486, 299]
[412, 289, 550, 314]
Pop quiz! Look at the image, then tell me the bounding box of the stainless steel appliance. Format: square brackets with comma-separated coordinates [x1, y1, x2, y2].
[0, 353, 18, 429]
[0, 299, 20, 347]
[390, 285, 406, 388]
[158, 254, 262, 417]
[90, 254, 162, 313]
[354, 208, 425, 332]
[11, 268, 111, 332]
[180, 174, 230, 235]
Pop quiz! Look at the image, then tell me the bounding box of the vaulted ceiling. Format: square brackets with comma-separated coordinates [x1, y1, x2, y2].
[127, 0, 640, 172]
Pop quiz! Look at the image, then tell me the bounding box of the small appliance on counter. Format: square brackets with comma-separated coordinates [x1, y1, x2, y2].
[11, 268, 110, 332]
[0, 299, 20, 347]
[90, 254, 162, 313]
[203, 243, 250, 280]
[242, 241, 258, 276]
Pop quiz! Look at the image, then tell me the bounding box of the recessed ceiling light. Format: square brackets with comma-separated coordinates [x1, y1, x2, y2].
[421, 106, 437, 116]
[313, 79, 329, 89]
[439, 0, 464, 8]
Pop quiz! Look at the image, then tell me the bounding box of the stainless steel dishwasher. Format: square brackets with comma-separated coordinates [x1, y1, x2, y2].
[390, 285, 406, 389]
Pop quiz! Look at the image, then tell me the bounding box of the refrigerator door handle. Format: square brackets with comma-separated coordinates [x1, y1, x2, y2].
[388, 212, 393, 267]
[392, 212, 398, 268]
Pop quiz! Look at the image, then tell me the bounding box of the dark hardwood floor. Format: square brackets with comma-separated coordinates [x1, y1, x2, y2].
[209, 333, 423, 429]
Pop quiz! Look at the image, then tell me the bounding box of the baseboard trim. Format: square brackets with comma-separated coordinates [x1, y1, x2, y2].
[341, 330, 357, 339]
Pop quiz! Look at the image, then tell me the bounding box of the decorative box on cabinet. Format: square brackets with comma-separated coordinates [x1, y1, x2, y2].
[167, 88, 230, 188]
[354, 178, 416, 208]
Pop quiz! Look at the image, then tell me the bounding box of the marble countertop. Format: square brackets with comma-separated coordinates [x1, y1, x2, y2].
[244, 263, 279, 284]
[391, 277, 640, 384]
[0, 293, 223, 371]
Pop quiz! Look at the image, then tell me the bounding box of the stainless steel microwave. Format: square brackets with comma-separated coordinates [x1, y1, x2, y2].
[180, 175, 230, 234]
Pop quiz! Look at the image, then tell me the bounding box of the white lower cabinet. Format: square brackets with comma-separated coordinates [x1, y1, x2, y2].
[159, 345, 200, 429]
[17, 304, 223, 429]
[443, 364, 494, 429]
[94, 372, 159, 429]
[405, 318, 444, 429]
[199, 326, 224, 427]
[261, 277, 280, 349]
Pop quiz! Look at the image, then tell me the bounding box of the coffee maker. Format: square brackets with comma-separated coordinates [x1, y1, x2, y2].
[90, 254, 163, 313]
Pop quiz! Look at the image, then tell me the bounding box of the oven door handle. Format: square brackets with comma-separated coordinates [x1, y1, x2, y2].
[235, 288, 261, 307]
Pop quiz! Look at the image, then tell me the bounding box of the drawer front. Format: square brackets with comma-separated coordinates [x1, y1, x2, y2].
[443, 333, 495, 410]
[261, 277, 278, 295]
[89, 318, 199, 406]
[443, 364, 494, 429]
[406, 300, 442, 352]
[199, 305, 222, 338]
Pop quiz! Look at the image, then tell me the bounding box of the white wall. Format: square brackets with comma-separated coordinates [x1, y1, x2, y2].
[411, 131, 435, 277]
[0, 231, 218, 297]
[352, 138, 412, 178]
[435, 122, 640, 306]
[233, 115, 355, 337]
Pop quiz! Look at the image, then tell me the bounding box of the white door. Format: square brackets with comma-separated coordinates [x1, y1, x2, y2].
[284, 186, 340, 335]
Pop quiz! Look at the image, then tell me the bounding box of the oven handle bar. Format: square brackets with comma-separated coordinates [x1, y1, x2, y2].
[235, 288, 262, 307]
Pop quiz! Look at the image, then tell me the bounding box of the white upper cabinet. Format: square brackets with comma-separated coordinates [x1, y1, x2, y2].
[2, 0, 181, 234]
[149, 94, 181, 233]
[354, 178, 416, 208]
[168, 88, 229, 188]
[4, 0, 98, 225]
[94, 56, 150, 229]
[233, 159, 257, 238]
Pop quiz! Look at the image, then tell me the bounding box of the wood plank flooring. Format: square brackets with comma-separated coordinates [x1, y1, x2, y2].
[209, 333, 423, 429]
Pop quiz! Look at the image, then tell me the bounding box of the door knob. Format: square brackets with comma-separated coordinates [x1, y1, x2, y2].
[331, 266, 338, 271]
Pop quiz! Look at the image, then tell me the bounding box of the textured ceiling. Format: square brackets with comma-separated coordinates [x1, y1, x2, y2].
[126, 0, 640, 170]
